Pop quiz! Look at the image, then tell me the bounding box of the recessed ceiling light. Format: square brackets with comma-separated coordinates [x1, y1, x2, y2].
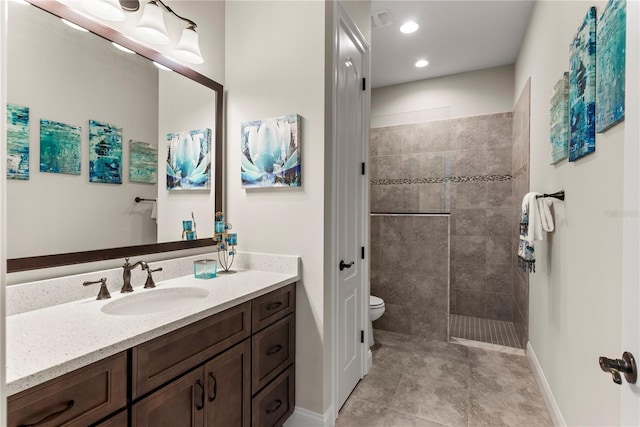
[400, 21, 419, 34]
[112, 42, 135, 54]
[153, 61, 172, 71]
[415, 59, 429, 68]
[61, 19, 89, 32]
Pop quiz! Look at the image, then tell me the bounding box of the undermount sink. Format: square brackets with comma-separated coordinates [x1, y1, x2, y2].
[101, 287, 209, 316]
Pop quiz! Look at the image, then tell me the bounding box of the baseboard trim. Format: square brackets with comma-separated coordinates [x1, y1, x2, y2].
[284, 405, 335, 427]
[527, 341, 567, 426]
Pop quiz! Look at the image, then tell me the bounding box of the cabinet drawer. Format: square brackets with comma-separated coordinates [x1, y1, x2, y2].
[132, 302, 250, 399]
[8, 352, 127, 427]
[251, 366, 295, 427]
[252, 284, 295, 332]
[252, 314, 295, 394]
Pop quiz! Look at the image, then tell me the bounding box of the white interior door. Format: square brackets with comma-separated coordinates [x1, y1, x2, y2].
[335, 7, 367, 411]
[621, 0, 640, 423]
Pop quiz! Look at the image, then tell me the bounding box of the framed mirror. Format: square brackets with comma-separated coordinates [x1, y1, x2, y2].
[6, 0, 223, 273]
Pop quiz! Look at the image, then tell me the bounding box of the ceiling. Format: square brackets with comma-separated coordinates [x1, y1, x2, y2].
[370, 0, 535, 88]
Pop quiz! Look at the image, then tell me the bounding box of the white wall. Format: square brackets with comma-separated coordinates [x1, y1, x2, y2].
[225, 0, 328, 415]
[515, 1, 625, 425]
[7, 2, 158, 258]
[371, 64, 514, 127]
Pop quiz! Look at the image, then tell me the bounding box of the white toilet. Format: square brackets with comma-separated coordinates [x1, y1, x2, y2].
[369, 295, 386, 347]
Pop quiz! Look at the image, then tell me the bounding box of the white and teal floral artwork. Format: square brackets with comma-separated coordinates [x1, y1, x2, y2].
[550, 73, 569, 164]
[40, 119, 82, 175]
[240, 114, 301, 188]
[596, 0, 626, 133]
[6, 104, 30, 180]
[569, 7, 597, 162]
[166, 128, 211, 190]
[130, 140, 157, 184]
[89, 119, 122, 184]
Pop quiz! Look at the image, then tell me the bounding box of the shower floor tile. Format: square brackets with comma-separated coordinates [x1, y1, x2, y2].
[336, 329, 551, 427]
[449, 314, 523, 349]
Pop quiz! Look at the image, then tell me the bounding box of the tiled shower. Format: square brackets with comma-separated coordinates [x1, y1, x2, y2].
[370, 112, 527, 349]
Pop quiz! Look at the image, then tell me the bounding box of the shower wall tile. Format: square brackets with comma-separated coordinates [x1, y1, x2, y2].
[485, 293, 513, 321]
[486, 209, 513, 237]
[454, 289, 486, 317]
[370, 215, 450, 340]
[452, 209, 488, 236]
[451, 262, 485, 292]
[370, 112, 515, 330]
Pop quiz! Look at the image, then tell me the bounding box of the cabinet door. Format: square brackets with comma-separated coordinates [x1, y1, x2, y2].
[132, 368, 205, 427]
[204, 340, 251, 427]
[132, 302, 250, 399]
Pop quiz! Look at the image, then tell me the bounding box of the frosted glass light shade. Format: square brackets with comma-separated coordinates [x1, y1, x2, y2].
[82, 0, 125, 21]
[173, 27, 204, 64]
[135, 1, 169, 44]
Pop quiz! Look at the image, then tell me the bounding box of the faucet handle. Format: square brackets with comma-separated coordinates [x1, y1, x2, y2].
[83, 278, 111, 300]
[144, 267, 163, 289]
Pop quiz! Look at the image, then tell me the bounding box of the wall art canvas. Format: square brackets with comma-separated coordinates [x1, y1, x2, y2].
[550, 73, 569, 164]
[596, 0, 626, 133]
[569, 7, 597, 162]
[166, 128, 211, 190]
[39, 119, 81, 175]
[240, 114, 301, 188]
[129, 140, 157, 184]
[89, 119, 122, 184]
[6, 104, 30, 180]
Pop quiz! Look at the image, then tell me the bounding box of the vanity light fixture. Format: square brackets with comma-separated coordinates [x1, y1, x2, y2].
[82, 0, 204, 64]
[400, 21, 419, 34]
[415, 59, 429, 68]
[112, 42, 135, 54]
[61, 18, 89, 32]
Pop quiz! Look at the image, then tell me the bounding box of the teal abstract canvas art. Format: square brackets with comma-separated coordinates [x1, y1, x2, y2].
[569, 7, 597, 162]
[6, 104, 30, 180]
[89, 120, 122, 184]
[166, 128, 212, 190]
[240, 114, 301, 188]
[550, 73, 569, 164]
[40, 119, 81, 175]
[596, 0, 626, 133]
[129, 140, 157, 184]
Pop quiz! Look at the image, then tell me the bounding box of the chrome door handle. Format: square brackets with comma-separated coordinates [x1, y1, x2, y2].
[339, 260, 354, 271]
[599, 352, 637, 385]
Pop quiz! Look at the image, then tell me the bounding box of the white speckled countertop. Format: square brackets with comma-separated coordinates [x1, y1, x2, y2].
[7, 265, 299, 396]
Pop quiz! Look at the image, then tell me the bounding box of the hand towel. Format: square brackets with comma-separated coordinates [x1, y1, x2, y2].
[518, 192, 541, 272]
[150, 201, 157, 220]
[537, 197, 555, 232]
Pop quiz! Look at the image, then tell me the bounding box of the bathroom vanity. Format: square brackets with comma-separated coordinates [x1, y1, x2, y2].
[6, 255, 298, 427]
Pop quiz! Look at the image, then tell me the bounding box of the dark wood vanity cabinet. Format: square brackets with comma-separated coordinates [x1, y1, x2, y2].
[7, 352, 127, 427]
[8, 283, 296, 427]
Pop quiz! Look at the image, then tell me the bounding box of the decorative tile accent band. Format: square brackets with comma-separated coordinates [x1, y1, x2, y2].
[371, 174, 512, 186]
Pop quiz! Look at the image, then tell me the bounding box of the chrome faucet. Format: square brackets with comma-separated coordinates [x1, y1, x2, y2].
[121, 258, 147, 293]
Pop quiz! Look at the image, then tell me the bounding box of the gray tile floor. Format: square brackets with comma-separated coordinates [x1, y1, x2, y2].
[336, 330, 552, 427]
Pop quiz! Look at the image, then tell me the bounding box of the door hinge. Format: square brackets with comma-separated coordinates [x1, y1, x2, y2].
[362, 77, 366, 91]
[361, 247, 365, 259]
[361, 162, 365, 175]
[360, 330, 364, 343]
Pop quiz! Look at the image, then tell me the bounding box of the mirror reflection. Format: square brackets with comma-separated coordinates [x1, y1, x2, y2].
[6, 1, 218, 261]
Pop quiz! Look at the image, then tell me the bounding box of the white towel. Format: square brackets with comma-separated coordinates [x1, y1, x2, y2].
[522, 192, 543, 244]
[537, 197, 555, 232]
[150, 201, 157, 220]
